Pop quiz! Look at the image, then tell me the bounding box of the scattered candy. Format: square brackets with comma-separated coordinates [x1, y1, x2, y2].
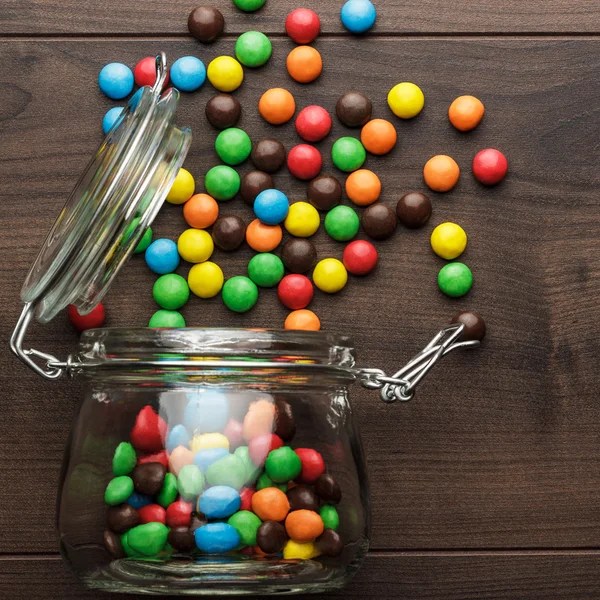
[312, 258, 348, 293]
[472, 148, 508, 185]
[286, 46, 323, 83]
[259, 88, 296, 125]
[102, 107, 123, 135]
[166, 168, 195, 205]
[331, 137, 366, 172]
[212, 215, 246, 251]
[360, 118, 397, 155]
[148, 310, 185, 327]
[215, 127, 252, 165]
[336, 92, 372, 127]
[188, 261, 224, 298]
[195, 522, 240, 553]
[232, 0, 266, 11]
[345, 169, 381, 206]
[295, 105, 332, 142]
[235, 31, 273, 68]
[430, 222, 467, 260]
[153, 273, 190, 310]
[68, 303, 105, 332]
[284, 309, 321, 331]
[98, 62, 134, 100]
[284, 201, 320, 237]
[286, 8, 320, 44]
[387, 82, 424, 119]
[448, 95, 485, 132]
[254, 189, 290, 225]
[248, 253, 285, 287]
[362, 203, 397, 240]
[183, 194, 219, 230]
[278, 274, 314, 309]
[170, 56, 206, 92]
[340, 0, 377, 33]
[287, 144, 322, 180]
[396, 191, 432, 228]
[281, 238, 317, 273]
[145, 238, 180, 274]
[206, 94, 242, 129]
[246, 219, 282, 252]
[177, 229, 214, 263]
[343, 239, 378, 275]
[241, 170, 273, 206]
[222, 276, 259, 313]
[324, 205, 360, 241]
[251, 138, 286, 173]
[307, 175, 342, 211]
[423, 154, 460, 192]
[437, 262, 473, 297]
[204, 165, 241, 200]
[188, 6, 225, 43]
[451, 311, 486, 341]
[207, 56, 244, 92]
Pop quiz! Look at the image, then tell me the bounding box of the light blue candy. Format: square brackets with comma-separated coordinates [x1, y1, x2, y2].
[194, 447, 230, 472]
[127, 491, 152, 509]
[198, 486, 241, 519]
[170, 56, 206, 92]
[195, 523, 240, 553]
[184, 392, 229, 434]
[340, 0, 377, 33]
[98, 62, 134, 100]
[254, 189, 289, 225]
[102, 107, 124, 135]
[167, 424, 191, 453]
[145, 239, 180, 275]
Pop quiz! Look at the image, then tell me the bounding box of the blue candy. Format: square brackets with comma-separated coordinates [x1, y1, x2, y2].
[127, 491, 152, 509]
[98, 62, 134, 100]
[195, 523, 240, 553]
[145, 238, 180, 275]
[166, 424, 191, 453]
[198, 486, 241, 519]
[340, 0, 377, 33]
[102, 107, 124, 135]
[194, 447, 230, 472]
[184, 392, 229, 434]
[254, 189, 289, 225]
[170, 56, 206, 92]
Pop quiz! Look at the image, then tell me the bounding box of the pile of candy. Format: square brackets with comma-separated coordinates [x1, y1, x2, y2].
[103, 395, 344, 559]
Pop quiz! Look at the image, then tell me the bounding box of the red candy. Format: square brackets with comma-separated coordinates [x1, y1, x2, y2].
[285, 8, 321, 44]
[287, 144, 322, 180]
[224, 419, 244, 450]
[472, 148, 508, 185]
[166, 499, 193, 527]
[295, 106, 332, 142]
[294, 448, 325, 483]
[138, 503, 167, 525]
[239, 487, 255, 511]
[137, 450, 169, 468]
[278, 274, 314, 310]
[134, 56, 170, 88]
[343, 240, 379, 276]
[67, 303, 105, 332]
[249, 434, 284, 466]
[130, 406, 167, 452]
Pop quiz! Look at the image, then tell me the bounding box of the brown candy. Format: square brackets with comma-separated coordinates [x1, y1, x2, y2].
[274, 399, 296, 442]
[131, 462, 166, 496]
[280, 239, 317, 274]
[396, 191, 432, 229]
[168, 526, 196, 552]
[256, 520, 288, 554]
[307, 175, 342, 211]
[188, 6, 225, 43]
[315, 474, 341, 504]
[451, 311, 486, 341]
[287, 486, 320, 512]
[206, 94, 242, 130]
[107, 503, 140, 534]
[212, 215, 246, 251]
[315, 529, 343, 557]
[190, 512, 208, 532]
[362, 203, 397, 240]
[336, 92, 372, 127]
[240, 170, 273, 206]
[251, 139, 286, 173]
[104, 530, 125, 558]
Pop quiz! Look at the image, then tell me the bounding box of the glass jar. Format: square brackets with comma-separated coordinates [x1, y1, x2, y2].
[10, 55, 483, 595]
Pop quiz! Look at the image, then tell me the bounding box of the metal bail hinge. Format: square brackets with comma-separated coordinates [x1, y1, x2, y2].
[357, 323, 481, 403]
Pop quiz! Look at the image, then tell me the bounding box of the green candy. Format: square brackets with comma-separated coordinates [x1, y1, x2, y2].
[121, 532, 143, 557]
[215, 128, 252, 166]
[324, 206, 360, 241]
[156, 473, 178, 508]
[104, 476, 134, 506]
[256, 472, 287, 492]
[331, 137, 366, 172]
[234, 446, 262, 485]
[437, 262, 473, 298]
[206, 454, 247, 490]
[153, 274, 190, 310]
[148, 309, 186, 328]
[205, 165, 241, 201]
[228, 510, 262, 546]
[264, 447, 301, 483]
[247, 253, 284, 287]
[233, 0, 266, 11]
[222, 276, 259, 313]
[320, 505, 340, 531]
[127, 523, 169, 557]
[177, 465, 205, 501]
[235, 31, 272, 68]
[122, 217, 152, 253]
[112, 442, 137, 476]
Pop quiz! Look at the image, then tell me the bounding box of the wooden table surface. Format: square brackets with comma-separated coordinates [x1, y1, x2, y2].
[1, 1, 600, 598]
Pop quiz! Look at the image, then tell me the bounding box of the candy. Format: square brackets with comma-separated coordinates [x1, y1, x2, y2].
[315, 529, 343, 556]
[105, 476, 134, 506]
[284, 309, 321, 331]
[265, 447, 302, 482]
[287, 486, 320, 512]
[195, 522, 240, 553]
[252, 487, 290, 521]
[336, 92, 372, 127]
[168, 526, 196, 552]
[284, 202, 320, 237]
[243, 398, 276, 441]
[153, 273, 190, 310]
[104, 529, 125, 558]
[228, 510, 262, 546]
[224, 419, 244, 449]
[166, 424, 191, 453]
[431, 222, 467, 260]
[233, 0, 265, 10]
[274, 399, 296, 441]
[246, 219, 282, 252]
[312, 258, 348, 293]
[132, 462, 166, 496]
[205, 165, 241, 201]
[177, 465, 205, 501]
[286, 46, 323, 84]
[138, 450, 169, 468]
[315, 473, 341, 504]
[185, 392, 229, 434]
[198, 486, 241, 519]
[222, 276, 259, 313]
[194, 448, 230, 472]
[248, 253, 285, 288]
[206, 94, 241, 129]
[102, 107, 123, 135]
[130, 406, 167, 452]
[295, 105, 332, 143]
[294, 448, 325, 483]
[248, 433, 284, 466]
[68, 303, 105, 332]
[319, 506, 339, 531]
[256, 473, 287, 492]
[235, 31, 272, 68]
[278, 274, 314, 309]
[156, 473, 178, 508]
[286, 8, 320, 44]
[287, 145, 322, 180]
[183, 194, 219, 229]
[254, 189, 290, 225]
[121, 217, 151, 254]
[188, 6, 224, 42]
[215, 128, 252, 166]
[126, 491, 152, 510]
[423, 155, 460, 192]
[341, 0, 377, 33]
[257, 521, 288, 554]
[472, 148, 508, 185]
[251, 139, 286, 173]
[361, 118, 397, 155]
[362, 203, 397, 240]
[448, 95, 485, 132]
[207, 56, 244, 93]
[165, 499, 193, 528]
[239, 487, 255, 511]
[177, 229, 214, 264]
[345, 169, 381, 206]
[438, 262, 473, 297]
[281, 239, 317, 274]
[170, 56, 206, 92]
[285, 509, 324, 543]
[127, 522, 169, 556]
[120, 531, 142, 557]
[205, 454, 247, 490]
[234, 446, 262, 485]
[331, 137, 366, 172]
[107, 503, 140, 533]
[396, 191, 432, 228]
[168, 446, 195, 476]
[138, 503, 166, 525]
[166, 168, 195, 204]
[145, 239, 180, 275]
[190, 433, 230, 453]
[241, 171, 273, 206]
[342, 240, 378, 276]
[451, 311, 486, 341]
[388, 82, 425, 119]
[98, 62, 134, 100]
[307, 175, 342, 211]
[188, 261, 224, 299]
[324, 205, 359, 241]
[212, 215, 246, 251]
[283, 539, 319, 559]
[259, 88, 296, 125]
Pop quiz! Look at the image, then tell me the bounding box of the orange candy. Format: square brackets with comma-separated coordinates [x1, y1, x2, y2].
[284, 309, 321, 331]
[423, 155, 460, 192]
[448, 95, 485, 132]
[243, 398, 276, 442]
[259, 88, 296, 125]
[286, 46, 322, 84]
[285, 509, 324, 543]
[360, 119, 397, 155]
[345, 169, 381, 206]
[246, 219, 283, 252]
[183, 194, 219, 229]
[252, 488, 290, 522]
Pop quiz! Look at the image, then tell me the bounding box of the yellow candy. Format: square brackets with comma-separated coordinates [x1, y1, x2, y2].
[430, 222, 467, 260]
[312, 258, 347, 294]
[188, 261, 224, 298]
[283, 540, 320, 560]
[284, 202, 320, 237]
[189, 433, 230, 453]
[166, 168, 195, 204]
[177, 229, 214, 264]
[387, 82, 424, 119]
[207, 56, 244, 92]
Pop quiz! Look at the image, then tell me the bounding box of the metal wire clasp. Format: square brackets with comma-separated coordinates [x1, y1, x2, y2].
[357, 323, 480, 403]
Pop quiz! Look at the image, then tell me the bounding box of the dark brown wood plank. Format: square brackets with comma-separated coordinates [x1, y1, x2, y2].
[2, 0, 600, 35]
[0, 37, 599, 557]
